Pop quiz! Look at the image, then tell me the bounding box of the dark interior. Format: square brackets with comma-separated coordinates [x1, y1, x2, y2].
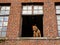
[21, 15, 43, 37]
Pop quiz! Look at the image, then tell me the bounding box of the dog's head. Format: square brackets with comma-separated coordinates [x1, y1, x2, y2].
[32, 25, 38, 31]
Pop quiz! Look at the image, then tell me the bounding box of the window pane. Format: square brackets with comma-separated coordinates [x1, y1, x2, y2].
[3, 22, 8, 26]
[3, 17, 8, 21]
[57, 21, 60, 25]
[33, 11, 38, 14]
[23, 6, 27, 10]
[57, 15, 60, 20]
[22, 11, 27, 14]
[0, 10, 10, 15]
[33, 10, 43, 14]
[28, 6, 32, 10]
[2, 27, 7, 31]
[0, 10, 6, 15]
[0, 22, 2, 26]
[58, 31, 60, 33]
[27, 11, 32, 14]
[39, 6, 43, 9]
[33, 6, 43, 14]
[1, 32, 6, 37]
[0, 17, 3, 21]
[34, 6, 43, 10]
[1, 6, 5, 10]
[34, 6, 39, 9]
[56, 10, 60, 14]
[0, 27, 2, 31]
[58, 26, 60, 30]
[5, 11, 10, 15]
[56, 6, 60, 9]
[58, 33, 60, 36]
[22, 5, 43, 15]
[6, 6, 10, 10]
[39, 10, 43, 14]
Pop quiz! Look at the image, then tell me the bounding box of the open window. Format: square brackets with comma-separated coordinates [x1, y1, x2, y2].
[21, 3, 44, 37]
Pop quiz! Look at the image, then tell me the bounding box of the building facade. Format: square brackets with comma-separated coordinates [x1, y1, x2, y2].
[0, 0, 60, 45]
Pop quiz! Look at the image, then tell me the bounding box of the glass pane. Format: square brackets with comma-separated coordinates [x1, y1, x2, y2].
[56, 6, 60, 9]
[0, 10, 10, 15]
[28, 6, 32, 10]
[23, 6, 27, 10]
[58, 33, 60, 36]
[0, 10, 6, 15]
[56, 10, 60, 14]
[1, 6, 5, 10]
[5, 11, 10, 15]
[1, 32, 6, 37]
[34, 6, 39, 9]
[6, 6, 10, 10]
[3, 22, 8, 26]
[27, 11, 32, 14]
[58, 26, 60, 30]
[39, 10, 43, 14]
[33, 11, 38, 14]
[2, 27, 7, 31]
[22, 11, 27, 14]
[58, 31, 60, 33]
[39, 6, 43, 9]
[0, 22, 2, 26]
[57, 15, 60, 20]
[57, 21, 60, 25]
[3, 17, 8, 21]
[33, 10, 43, 14]
[0, 17, 3, 21]
[0, 27, 2, 31]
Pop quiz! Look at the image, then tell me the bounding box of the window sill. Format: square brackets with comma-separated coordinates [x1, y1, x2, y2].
[0, 37, 60, 40]
[18, 37, 48, 40]
[18, 37, 60, 40]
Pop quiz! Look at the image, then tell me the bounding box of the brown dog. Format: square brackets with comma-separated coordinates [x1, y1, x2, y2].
[32, 25, 41, 37]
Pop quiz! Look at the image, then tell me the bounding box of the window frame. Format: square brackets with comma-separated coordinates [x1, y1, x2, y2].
[56, 4, 60, 37]
[20, 3, 44, 37]
[22, 3, 44, 15]
[0, 4, 10, 37]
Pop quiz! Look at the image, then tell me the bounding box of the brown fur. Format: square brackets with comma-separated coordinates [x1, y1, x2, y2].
[32, 25, 41, 37]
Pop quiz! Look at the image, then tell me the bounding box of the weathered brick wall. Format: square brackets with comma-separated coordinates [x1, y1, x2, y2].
[0, 39, 60, 45]
[0, 0, 60, 45]
[0, 0, 58, 38]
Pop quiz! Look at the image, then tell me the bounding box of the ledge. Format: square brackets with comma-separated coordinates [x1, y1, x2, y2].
[0, 37, 60, 40]
[17, 37, 60, 40]
[18, 37, 48, 40]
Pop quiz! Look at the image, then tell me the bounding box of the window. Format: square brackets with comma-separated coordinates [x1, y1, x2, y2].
[33, 6, 43, 14]
[57, 15, 60, 36]
[56, 6, 60, 14]
[0, 6, 10, 15]
[22, 6, 32, 14]
[22, 5, 43, 15]
[56, 5, 60, 36]
[21, 3, 43, 37]
[0, 4, 10, 37]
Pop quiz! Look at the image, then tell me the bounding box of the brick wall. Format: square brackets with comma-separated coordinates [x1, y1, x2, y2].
[0, 0, 60, 45]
